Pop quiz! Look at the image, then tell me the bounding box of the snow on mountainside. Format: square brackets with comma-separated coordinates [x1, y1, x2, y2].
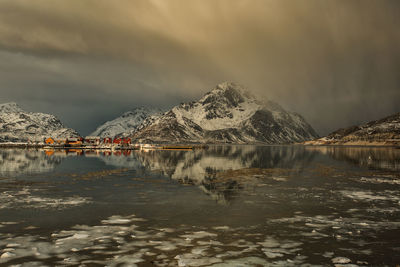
[90, 107, 163, 137]
[305, 112, 400, 146]
[131, 82, 318, 144]
[0, 102, 80, 142]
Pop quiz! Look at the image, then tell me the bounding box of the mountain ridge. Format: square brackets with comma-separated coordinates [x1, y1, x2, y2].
[130, 82, 318, 144]
[89, 107, 163, 138]
[304, 112, 400, 146]
[0, 82, 320, 144]
[0, 102, 80, 142]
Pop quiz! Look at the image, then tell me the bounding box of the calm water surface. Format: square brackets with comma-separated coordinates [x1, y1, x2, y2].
[0, 145, 399, 266]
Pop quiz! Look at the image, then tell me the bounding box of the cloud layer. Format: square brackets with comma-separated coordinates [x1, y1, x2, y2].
[0, 0, 399, 135]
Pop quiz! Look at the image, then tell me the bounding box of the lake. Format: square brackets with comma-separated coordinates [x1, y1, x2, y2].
[0, 145, 399, 266]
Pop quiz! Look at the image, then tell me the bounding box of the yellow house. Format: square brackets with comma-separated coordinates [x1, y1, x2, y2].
[45, 137, 55, 145]
[66, 138, 83, 147]
[55, 139, 67, 145]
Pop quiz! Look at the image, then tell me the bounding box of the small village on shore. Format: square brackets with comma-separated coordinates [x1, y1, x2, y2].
[0, 136, 203, 151]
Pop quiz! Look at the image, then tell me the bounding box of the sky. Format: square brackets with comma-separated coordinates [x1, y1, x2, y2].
[0, 0, 399, 136]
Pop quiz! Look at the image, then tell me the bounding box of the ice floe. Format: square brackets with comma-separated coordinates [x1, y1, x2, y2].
[340, 190, 399, 202]
[0, 187, 91, 209]
[0, 207, 397, 266]
[358, 176, 400, 185]
[332, 256, 351, 264]
[0, 251, 15, 258]
[0, 213, 313, 266]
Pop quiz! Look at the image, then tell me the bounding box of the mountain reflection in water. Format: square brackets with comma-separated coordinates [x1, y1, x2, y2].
[132, 146, 317, 203]
[0, 146, 400, 266]
[0, 149, 62, 175]
[305, 146, 400, 172]
[1, 146, 318, 203]
[1, 145, 399, 203]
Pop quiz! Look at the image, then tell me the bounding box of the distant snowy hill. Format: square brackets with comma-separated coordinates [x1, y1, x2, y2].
[305, 112, 400, 146]
[0, 102, 80, 142]
[131, 82, 318, 144]
[90, 107, 163, 137]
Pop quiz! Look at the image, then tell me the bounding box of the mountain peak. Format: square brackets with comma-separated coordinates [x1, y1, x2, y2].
[90, 106, 163, 137]
[200, 82, 256, 108]
[216, 81, 240, 90]
[121, 107, 163, 119]
[0, 102, 23, 113]
[131, 82, 318, 144]
[211, 82, 250, 96]
[0, 102, 79, 142]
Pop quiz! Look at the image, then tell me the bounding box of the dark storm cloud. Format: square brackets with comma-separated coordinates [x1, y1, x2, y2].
[0, 0, 399, 135]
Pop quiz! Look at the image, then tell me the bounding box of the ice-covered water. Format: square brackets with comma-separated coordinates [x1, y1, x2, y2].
[0, 146, 399, 266]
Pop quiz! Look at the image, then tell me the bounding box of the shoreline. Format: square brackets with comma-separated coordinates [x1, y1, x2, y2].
[0, 142, 399, 149]
[0, 143, 208, 150]
[302, 140, 400, 148]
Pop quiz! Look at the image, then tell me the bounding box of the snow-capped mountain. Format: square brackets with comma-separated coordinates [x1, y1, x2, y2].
[90, 107, 163, 137]
[131, 82, 318, 144]
[0, 102, 79, 142]
[305, 112, 400, 146]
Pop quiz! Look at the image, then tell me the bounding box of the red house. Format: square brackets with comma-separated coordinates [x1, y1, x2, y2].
[113, 138, 122, 144]
[103, 137, 112, 144]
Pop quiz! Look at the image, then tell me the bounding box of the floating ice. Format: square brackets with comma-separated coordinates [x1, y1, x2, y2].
[191, 246, 209, 255]
[209, 256, 269, 266]
[358, 177, 400, 185]
[180, 231, 217, 241]
[0, 188, 91, 210]
[257, 237, 280, 248]
[212, 226, 230, 231]
[154, 241, 178, 251]
[6, 243, 20, 248]
[197, 240, 223, 246]
[340, 190, 396, 202]
[0, 211, 392, 266]
[322, 251, 334, 258]
[101, 216, 132, 225]
[175, 253, 222, 267]
[332, 256, 351, 264]
[1, 222, 19, 225]
[0, 252, 14, 258]
[263, 251, 284, 258]
[70, 233, 89, 240]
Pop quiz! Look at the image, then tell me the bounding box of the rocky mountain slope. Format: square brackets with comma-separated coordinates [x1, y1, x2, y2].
[130, 82, 318, 144]
[304, 112, 400, 146]
[90, 107, 163, 137]
[0, 102, 79, 142]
